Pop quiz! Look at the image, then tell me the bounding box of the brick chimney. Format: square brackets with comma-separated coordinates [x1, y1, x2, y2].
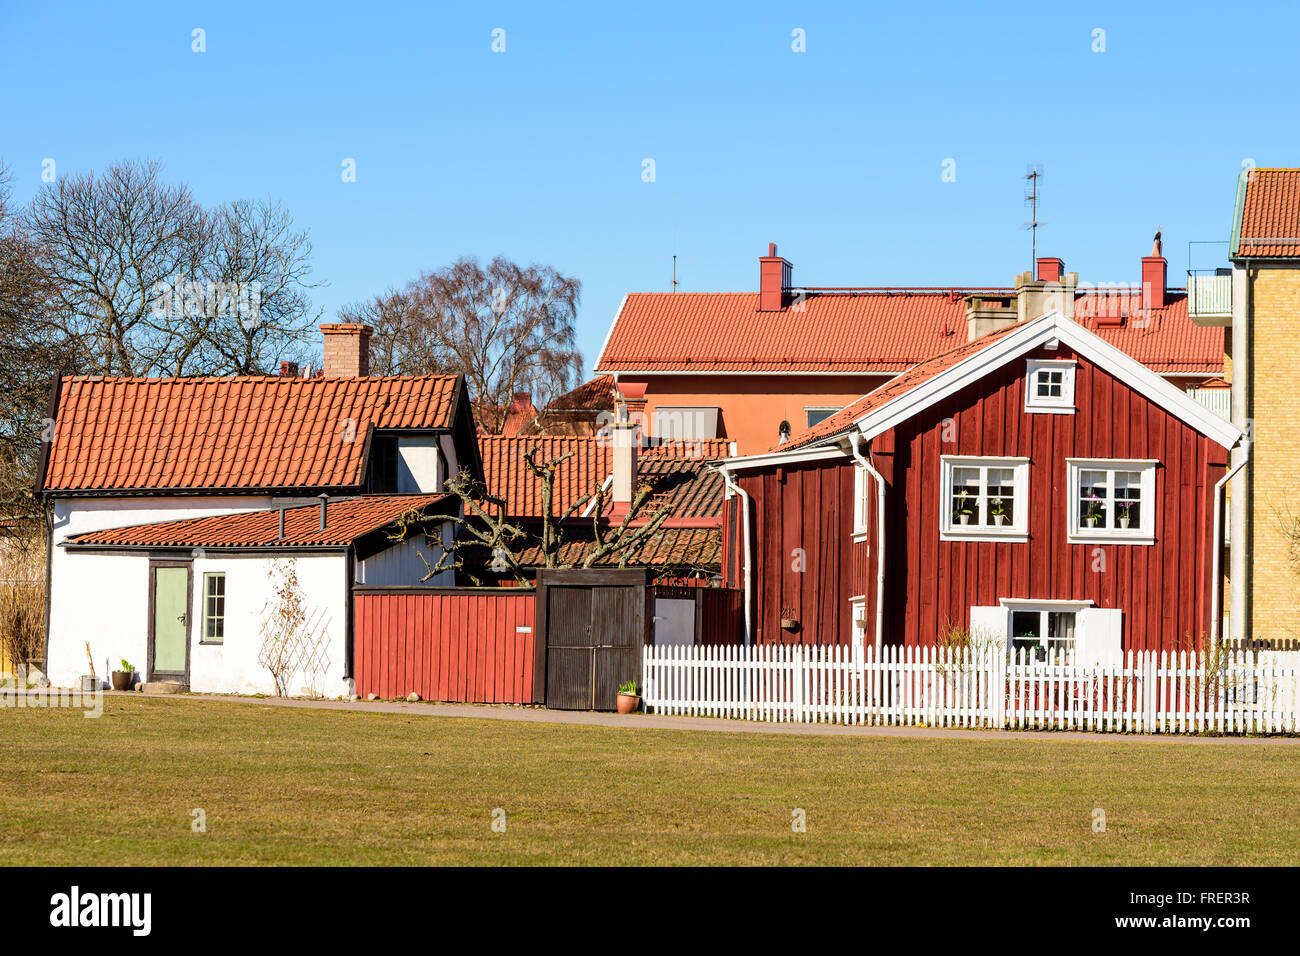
[279, 361, 299, 377]
[320, 323, 372, 377]
[758, 243, 793, 311]
[1142, 232, 1166, 310]
[1036, 257, 1064, 282]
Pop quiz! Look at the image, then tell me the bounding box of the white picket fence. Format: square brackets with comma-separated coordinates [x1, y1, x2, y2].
[641, 644, 1300, 734]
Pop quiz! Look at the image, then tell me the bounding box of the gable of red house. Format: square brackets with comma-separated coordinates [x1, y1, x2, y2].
[717, 312, 1241, 658]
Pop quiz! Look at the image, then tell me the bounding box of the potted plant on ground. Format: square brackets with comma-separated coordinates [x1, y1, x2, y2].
[112, 659, 136, 691]
[616, 679, 641, 714]
[954, 489, 975, 526]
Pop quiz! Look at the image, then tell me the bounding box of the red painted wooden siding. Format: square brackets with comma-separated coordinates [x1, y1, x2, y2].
[736, 461, 858, 645]
[698, 587, 745, 644]
[353, 589, 538, 702]
[731, 344, 1228, 653]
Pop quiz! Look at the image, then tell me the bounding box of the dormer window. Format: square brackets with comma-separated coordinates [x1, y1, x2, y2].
[1024, 359, 1075, 413]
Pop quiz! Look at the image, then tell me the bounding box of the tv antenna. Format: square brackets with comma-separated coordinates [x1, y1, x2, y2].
[672, 254, 678, 293]
[1024, 165, 1044, 272]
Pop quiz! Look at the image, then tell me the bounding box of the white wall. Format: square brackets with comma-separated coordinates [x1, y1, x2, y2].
[396, 437, 442, 493]
[189, 553, 349, 697]
[47, 548, 350, 696]
[46, 495, 274, 688]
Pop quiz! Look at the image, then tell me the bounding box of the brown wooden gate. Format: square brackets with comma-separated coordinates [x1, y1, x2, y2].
[537, 569, 650, 710]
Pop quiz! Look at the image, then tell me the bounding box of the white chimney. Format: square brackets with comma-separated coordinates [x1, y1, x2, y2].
[610, 421, 640, 518]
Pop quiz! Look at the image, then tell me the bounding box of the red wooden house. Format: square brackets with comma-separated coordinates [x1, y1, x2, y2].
[716, 311, 1244, 661]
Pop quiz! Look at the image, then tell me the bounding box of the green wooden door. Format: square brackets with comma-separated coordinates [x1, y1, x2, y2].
[153, 566, 189, 677]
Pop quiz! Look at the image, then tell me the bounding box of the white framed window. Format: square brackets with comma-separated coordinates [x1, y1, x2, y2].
[1024, 359, 1076, 413]
[1001, 600, 1091, 662]
[853, 463, 870, 537]
[940, 456, 1030, 541]
[805, 406, 841, 428]
[1066, 459, 1157, 544]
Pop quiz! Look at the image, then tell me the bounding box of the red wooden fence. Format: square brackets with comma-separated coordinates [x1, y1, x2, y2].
[353, 588, 540, 703]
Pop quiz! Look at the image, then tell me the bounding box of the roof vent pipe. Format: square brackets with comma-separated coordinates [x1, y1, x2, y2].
[318, 494, 329, 531]
[278, 507, 286, 541]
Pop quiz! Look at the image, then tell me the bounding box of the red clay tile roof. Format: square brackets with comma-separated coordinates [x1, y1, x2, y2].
[64, 494, 452, 549]
[546, 375, 617, 412]
[597, 291, 971, 373]
[478, 436, 731, 519]
[595, 290, 1221, 376]
[1077, 293, 1223, 374]
[41, 375, 461, 493]
[512, 526, 721, 569]
[774, 322, 1027, 452]
[1236, 169, 1300, 257]
[499, 394, 538, 437]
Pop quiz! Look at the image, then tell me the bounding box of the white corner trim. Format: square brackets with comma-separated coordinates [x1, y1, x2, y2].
[593, 294, 629, 372]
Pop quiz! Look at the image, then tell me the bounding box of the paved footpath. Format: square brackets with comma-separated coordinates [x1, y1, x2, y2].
[109, 691, 1300, 745]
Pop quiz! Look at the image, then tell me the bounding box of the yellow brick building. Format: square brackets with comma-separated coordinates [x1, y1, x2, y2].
[1227, 168, 1300, 645]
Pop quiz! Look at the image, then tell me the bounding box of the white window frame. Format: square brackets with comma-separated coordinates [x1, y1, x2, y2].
[1024, 359, 1076, 413]
[1066, 458, 1157, 545]
[1000, 598, 1093, 662]
[853, 463, 870, 538]
[940, 456, 1030, 542]
[804, 406, 841, 429]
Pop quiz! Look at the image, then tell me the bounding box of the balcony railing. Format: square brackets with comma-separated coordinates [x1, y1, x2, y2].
[1188, 269, 1232, 325]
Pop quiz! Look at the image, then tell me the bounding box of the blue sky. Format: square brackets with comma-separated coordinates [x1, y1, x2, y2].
[2, 1, 1293, 376]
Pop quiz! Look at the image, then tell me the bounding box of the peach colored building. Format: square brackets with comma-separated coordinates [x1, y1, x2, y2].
[594, 244, 1227, 456]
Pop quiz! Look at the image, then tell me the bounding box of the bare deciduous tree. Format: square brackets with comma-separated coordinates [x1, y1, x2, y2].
[24, 159, 319, 377]
[0, 165, 72, 520]
[389, 446, 671, 585]
[25, 159, 208, 376]
[341, 256, 582, 430]
[159, 198, 321, 375]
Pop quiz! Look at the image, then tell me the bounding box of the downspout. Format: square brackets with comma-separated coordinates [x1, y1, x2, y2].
[718, 465, 753, 646]
[850, 429, 886, 650]
[1212, 438, 1250, 646]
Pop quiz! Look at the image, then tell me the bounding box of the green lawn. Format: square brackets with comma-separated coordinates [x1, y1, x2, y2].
[1, 696, 1298, 865]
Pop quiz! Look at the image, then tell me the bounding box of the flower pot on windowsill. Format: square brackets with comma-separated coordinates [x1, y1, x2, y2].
[1118, 516, 1130, 529]
[1084, 516, 1098, 528]
[111, 670, 135, 691]
[616, 692, 641, 714]
[956, 514, 970, 526]
[993, 514, 1006, 526]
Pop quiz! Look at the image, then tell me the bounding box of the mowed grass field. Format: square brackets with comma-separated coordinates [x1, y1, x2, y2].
[2, 696, 1299, 865]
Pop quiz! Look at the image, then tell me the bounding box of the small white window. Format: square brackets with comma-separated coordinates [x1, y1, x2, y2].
[940, 456, 1030, 541]
[805, 406, 841, 428]
[853, 464, 870, 537]
[1003, 601, 1089, 662]
[1024, 359, 1076, 413]
[1066, 459, 1157, 543]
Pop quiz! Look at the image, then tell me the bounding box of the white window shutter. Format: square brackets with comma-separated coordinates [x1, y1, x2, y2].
[969, 605, 1007, 652]
[1077, 608, 1123, 665]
